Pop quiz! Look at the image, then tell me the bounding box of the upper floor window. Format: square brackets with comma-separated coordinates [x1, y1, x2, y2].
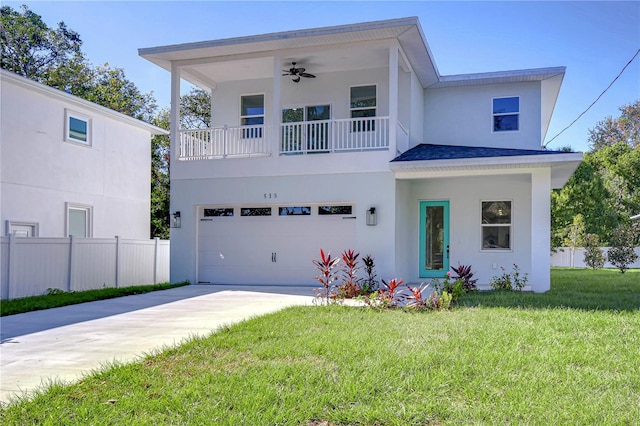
[492, 97, 519, 132]
[65, 109, 91, 145]
[350, 85, 376, 131]
[241, 94, 264, 138]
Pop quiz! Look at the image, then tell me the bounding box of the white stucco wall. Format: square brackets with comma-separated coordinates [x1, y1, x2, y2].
[424, 82, 542, 150]
[1, 76, 151, 239]
[170, 171, 397, 285]
[397, 173, 534, 287]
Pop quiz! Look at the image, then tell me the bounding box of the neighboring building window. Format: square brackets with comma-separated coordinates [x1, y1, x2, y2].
[241, 94, 264, 138]
[318, 206, 353, 215]
[481, 201, 511, 250]
[65, 109, 91, 145]
[241, 207, 272, 217]
[204, 208, 234, 217]
[67, 204, 92, 238]
[6, 221, 38, 237]
[279, 206, 311, 216]
[350, 85, 376, 131]
[492, 97, 519, 132]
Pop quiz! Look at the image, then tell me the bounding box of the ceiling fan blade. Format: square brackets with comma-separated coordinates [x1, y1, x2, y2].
[296, 67, 305, 73]
[299, 72, 315, 78]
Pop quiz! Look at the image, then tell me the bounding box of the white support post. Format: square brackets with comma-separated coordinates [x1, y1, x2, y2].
[7, 234, 16, 299]
[68, 235, 76, 292]
[170, 63, 181, 162]
[272, 56, 282, 156]
[153, 237, 159, 284]
[388, 45, 399, 155]
[531, 168, 552, 292]
[115, 235, 121, 288]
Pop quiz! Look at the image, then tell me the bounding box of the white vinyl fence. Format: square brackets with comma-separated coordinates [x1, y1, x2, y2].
[551, 247, 640, 269]
[1, 236, 170, 300]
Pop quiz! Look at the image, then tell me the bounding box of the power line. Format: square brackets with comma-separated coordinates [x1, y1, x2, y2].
[543, 47, 640, 149]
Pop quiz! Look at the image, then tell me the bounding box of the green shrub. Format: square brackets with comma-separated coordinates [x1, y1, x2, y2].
[583, 233, 605, 270]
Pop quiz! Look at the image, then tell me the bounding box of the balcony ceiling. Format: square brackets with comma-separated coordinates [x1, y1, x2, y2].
[139, 17, 440, 89]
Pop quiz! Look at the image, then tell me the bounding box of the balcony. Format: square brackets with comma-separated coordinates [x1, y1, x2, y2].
[178, 116, 390, 161]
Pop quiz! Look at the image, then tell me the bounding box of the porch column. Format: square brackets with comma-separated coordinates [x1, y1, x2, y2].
[170, 62, 181, 161]
[272, 57, 282, 156]
[388, 45, 399, 155]
[530, 168, 551, 292]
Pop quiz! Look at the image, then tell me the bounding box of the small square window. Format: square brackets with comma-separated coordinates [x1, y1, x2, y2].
[6, 221, 39, 237]
[492, 97, 519, 132]
[65, 109, 91, 145]
[66, 203, 92, 238]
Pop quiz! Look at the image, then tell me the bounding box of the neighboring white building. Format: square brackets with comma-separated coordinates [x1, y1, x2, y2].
[1, 69, 167, 239]
[140, 17, 582, 292]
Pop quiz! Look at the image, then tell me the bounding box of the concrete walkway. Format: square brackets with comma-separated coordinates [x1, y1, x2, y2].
[0, 285, 315, 403]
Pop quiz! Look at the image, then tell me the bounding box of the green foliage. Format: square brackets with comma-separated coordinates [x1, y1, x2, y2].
[0, 4, 83, 82]
[583, 233, 605, 270]
[588, 100, 639, 150]
[490, 264, 528, 291]
[180, 88, 212, 129]
[607, 223, 639, 273]
[552, 101, 640, 247]
[150, 109, 170, 238]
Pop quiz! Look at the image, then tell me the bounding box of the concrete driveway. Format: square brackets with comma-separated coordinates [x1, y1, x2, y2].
[0, 284, 315, 404]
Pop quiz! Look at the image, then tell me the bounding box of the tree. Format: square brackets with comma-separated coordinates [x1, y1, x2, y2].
[607, 223, 639, 273]
[150, 109, 171, 239]
[0, 5, 83, 83]
[583, 233, 605, 270]
[563, 214, 585, 268]
[588, 101, 639, 150]
[180, 88, 211, 129]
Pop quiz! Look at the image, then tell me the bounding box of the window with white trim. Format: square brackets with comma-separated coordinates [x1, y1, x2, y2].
[65, 109, 92, 145]
[481, 201, 511, 250]
[240, 94, 264, 138]
[67, 204, 92, 237]
[492, 97, 519, 132]
[350, 85, 376, 131]
[6, 221, 39, 237]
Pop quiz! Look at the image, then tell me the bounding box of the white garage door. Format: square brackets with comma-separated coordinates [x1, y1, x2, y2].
[198, 205, 356, 285]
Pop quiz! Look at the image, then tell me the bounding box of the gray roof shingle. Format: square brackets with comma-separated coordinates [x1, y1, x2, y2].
[391, 144, 572, 162]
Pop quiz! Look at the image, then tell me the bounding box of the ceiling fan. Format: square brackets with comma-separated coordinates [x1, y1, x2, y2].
[282, 62, 316, 83]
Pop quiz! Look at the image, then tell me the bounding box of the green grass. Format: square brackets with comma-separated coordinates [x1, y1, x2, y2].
[1, 269, 639, 425]
[0, 282, 189, 316]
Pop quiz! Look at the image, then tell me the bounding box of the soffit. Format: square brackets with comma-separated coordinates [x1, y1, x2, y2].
[139, 17, 440, 87]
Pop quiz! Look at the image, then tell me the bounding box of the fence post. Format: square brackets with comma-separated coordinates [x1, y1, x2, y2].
[8, 234, 16, 299]
[68, 235, 75, 292]
[153, 237, 159, 284]
[115, 235, 120, 288]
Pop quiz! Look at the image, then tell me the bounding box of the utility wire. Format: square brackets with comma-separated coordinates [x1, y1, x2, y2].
[543, 47, 640, 149]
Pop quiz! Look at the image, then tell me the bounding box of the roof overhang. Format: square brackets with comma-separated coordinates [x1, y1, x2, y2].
[390, 152, 583, 189]
[1, 70, 168, 135]
[139, 17, 440, 88]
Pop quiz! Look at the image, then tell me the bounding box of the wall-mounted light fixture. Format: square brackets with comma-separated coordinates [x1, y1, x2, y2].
[171, 211, 181, 228]
[366, 207, 377, 226]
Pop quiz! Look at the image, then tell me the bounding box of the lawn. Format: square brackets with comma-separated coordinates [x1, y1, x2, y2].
[0, 282, 189, 316]
[1, 269, 638, 425]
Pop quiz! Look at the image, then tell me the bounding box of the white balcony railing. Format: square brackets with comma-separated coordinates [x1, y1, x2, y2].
[179, 125, 270, 160]
[178, 117, 389, 160]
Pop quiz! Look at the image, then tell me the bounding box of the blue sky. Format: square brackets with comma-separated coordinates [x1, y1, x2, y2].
[7, 1, 640, 152]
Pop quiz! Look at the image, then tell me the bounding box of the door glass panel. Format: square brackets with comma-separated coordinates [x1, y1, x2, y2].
[424, 205, 444, 271]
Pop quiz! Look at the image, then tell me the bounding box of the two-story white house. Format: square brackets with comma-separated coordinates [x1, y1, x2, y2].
[1, 69, 167, 239]
[140, 17, 582, 292]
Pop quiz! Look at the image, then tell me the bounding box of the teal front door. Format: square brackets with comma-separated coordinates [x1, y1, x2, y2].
[419, 201, 449, 278]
